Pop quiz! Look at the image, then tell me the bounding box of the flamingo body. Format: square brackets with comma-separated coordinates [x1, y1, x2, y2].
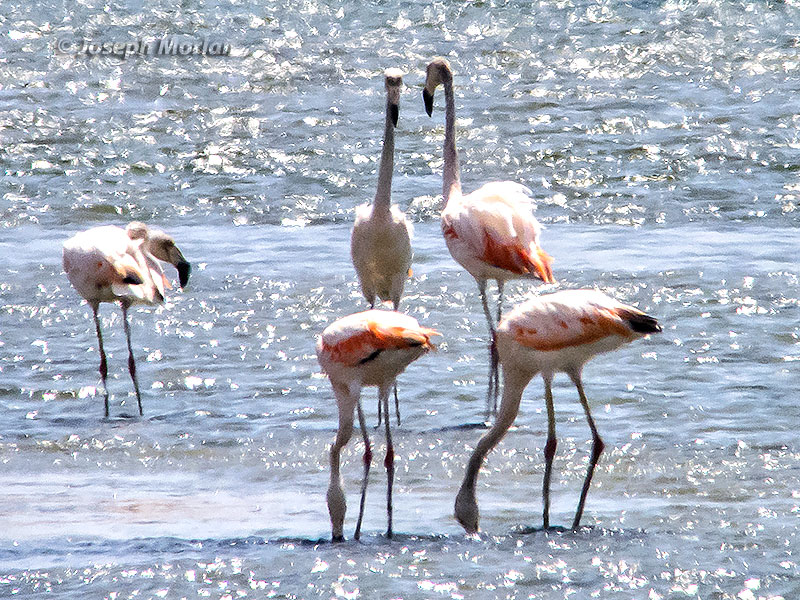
[317, 309, 439, 541]
[441, 181, 553, 284]
[64, 225, 165, 306]
[499, 289, 654, 369]
[454, 289, 661, 534]
[351, 203, 412, 309]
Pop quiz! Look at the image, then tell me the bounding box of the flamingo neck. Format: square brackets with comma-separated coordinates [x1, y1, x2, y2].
[461, 366, 530, 495]
[373, 99, 395, 214]
[327, 380, 358, 540]
[442, 79, 461, 205]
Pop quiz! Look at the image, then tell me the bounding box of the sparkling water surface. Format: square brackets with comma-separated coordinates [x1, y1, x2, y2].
[1, 0, 799, 598]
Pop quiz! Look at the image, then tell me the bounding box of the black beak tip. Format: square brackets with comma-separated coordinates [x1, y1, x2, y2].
[423, 89, 433, 117]
[390, 103, 399, 127]
[177, 261, 191, 288]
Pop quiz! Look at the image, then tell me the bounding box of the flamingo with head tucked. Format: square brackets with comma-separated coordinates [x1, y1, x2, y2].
[454, 289, 661, 533]
[317, 309, 439, 541]
[63, 222, 191, 417]
[423, 57, 555, 419]
[351, 68, 413, 426]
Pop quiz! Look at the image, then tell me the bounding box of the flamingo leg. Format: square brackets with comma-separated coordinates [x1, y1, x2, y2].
[492, 281, 504, 414]
[91, 304, 110, 418]
[478, 280, 499, 421]
[542, 375, 557, 529]
[454, 363, 531, 533]
[571, 375, 605, 531]
[393, 383, 400, 426]
[367, 302, 384, 429]
[354, 399, 372, 541]
[376, 383, 402, 428]
[120, 302, 143, 416]
[381, 385, 395, 538]
[391, 299, 402, 427]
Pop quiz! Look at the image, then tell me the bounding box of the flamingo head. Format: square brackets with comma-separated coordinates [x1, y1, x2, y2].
[454, 482, 480, 534]
[423, 57, 452, 117]
[145, 228, 192, 288]
[384, 68, 404, 127]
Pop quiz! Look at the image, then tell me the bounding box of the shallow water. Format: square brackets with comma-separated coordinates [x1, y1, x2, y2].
[2, 0, 800, 598]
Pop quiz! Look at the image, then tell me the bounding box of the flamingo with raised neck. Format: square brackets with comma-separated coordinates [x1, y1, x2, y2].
[351, 68, 413, 426]
[423, 57, 555, 420]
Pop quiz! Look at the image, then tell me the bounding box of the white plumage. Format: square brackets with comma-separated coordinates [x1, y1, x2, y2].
[63, 222, 190, 417]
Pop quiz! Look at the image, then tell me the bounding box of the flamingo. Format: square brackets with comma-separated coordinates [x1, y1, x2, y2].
[350, 68, 413, 426]
[63, 222, 191, 417]
[316, 309, 439, 541]
[453, 289, 661, 533]
[423, 57, 555, 419]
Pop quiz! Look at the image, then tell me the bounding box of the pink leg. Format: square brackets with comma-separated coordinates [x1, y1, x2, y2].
[91, 305, 110, 418]
[354, 400, 372, 540]
[121, 302, 143, 416]
[571, 375, 605, 530]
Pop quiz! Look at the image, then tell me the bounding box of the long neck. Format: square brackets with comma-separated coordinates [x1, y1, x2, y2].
[373, 99, 395, 213]
[460, 366, 530, 495]
[442, 79, 461, 204]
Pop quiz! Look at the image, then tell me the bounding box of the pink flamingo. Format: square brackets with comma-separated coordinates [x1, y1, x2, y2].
[423, 57, 555, 418]
[454, 289, 661, 533]
[317, 309, 439, 541]
[63, 222, 190, 417]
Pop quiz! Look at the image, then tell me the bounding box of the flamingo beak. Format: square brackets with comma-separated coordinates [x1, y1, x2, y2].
[532, 247, 555, 284]
[176, 260, 191, 288]
[166, 245, 191, 288]
[423, 88, 434, 117]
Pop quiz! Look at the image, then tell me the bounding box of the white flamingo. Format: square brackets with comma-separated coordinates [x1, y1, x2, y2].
[454, 289, 661, 533]
[317, 309, 439, 541]
[63, 222, 191, 417]
[423, 57, 555, 419]
[351, 68, 413, 426]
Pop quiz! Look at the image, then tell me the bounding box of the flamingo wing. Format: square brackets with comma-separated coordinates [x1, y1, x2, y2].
[505, 290, 655, 352]
[321, 311, 439, 367]
[443, 182, 553, 281]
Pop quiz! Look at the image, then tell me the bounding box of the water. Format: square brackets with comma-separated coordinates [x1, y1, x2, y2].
[1, 0, 799, 597]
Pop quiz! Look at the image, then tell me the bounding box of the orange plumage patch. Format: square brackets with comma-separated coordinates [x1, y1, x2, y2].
[512, 309, 633, 352]
[481, 232, 535, 275]
[442, 222, 458, 241]
[323, 322, 439, 366]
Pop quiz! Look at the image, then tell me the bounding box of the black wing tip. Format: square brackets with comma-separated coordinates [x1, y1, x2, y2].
[358, 349, 382, 365]
[628, 313, 662, 335]
[122, 273, 144, 285]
